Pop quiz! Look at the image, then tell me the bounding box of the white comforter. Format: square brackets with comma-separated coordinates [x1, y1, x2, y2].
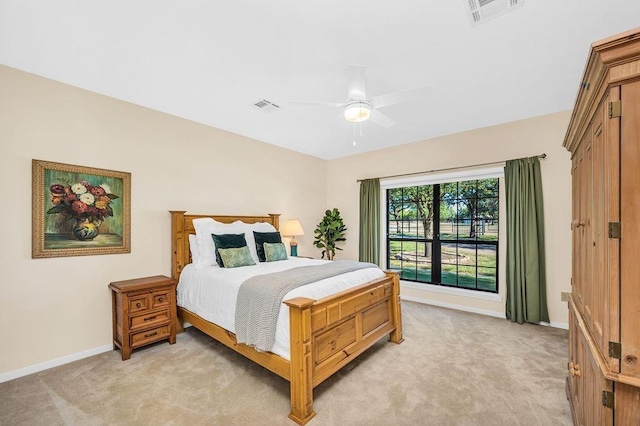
[177, 257, 385, 360]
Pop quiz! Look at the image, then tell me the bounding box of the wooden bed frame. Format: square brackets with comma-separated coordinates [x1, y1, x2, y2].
[170, 211, 403, 425]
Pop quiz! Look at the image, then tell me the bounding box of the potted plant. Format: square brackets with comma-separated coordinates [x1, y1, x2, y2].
[313, 208, 347, 260]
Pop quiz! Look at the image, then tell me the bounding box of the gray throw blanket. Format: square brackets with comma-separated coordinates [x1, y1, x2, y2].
[235, 260, 378, 352]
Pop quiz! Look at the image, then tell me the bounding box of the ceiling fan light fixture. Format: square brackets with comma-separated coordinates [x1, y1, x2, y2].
[344, 102, 371, 123]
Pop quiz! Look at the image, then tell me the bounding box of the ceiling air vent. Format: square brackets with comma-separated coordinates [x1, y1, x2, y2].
[252, 99, 281, 113]
[464, 0, 524, 26]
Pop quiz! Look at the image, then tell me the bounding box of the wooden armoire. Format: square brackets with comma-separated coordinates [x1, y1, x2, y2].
[564, 27, 640, 424]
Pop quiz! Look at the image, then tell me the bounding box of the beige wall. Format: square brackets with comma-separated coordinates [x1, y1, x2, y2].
[0, 64, 573, 378]
[327, 111, 573, 327]
[0, 65, 327, 375]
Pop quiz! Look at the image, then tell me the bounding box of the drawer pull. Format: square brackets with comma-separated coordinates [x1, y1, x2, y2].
[145, 331, 158, 338]
[158, 297, 164, 302]
[136, 302, 141, 308]
[143, 316, 157, 322]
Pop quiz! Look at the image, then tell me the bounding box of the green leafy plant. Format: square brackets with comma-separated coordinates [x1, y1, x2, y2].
[313, 208, 347, 260]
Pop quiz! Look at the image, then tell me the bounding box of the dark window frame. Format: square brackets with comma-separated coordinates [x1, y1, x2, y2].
[386, 178, 499, 294]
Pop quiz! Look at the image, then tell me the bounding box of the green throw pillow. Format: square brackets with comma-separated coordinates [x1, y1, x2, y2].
[212, 233, 247, 267]
[264, 242, 288, 262]
[217, 246, 256, 268]
[253, 231, 283, 262]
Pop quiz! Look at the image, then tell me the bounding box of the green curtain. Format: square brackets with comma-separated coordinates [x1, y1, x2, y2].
[359, 178, 380, 265]
[505, 157, 549, 324]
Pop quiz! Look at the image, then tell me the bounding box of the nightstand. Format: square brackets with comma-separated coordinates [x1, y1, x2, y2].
[108, 275, 178, 360]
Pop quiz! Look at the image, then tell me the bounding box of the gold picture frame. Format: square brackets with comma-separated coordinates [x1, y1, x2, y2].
[32, 159, 131, 258]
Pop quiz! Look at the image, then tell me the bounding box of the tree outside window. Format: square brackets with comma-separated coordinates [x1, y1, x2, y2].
[387, 177, 499, 292]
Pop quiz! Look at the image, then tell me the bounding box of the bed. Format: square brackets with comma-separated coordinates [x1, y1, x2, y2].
[169, 211, 403, 425]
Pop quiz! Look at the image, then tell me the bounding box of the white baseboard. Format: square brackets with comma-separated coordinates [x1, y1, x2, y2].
[402, 294, 505, 319]
[402, 295, 569, 330]
[401, 280, 503, 302]
[0, 343, 113, 384]
[540, 321, 569, 330]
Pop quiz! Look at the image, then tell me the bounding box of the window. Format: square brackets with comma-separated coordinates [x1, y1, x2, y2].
[386, 177, 499, 293]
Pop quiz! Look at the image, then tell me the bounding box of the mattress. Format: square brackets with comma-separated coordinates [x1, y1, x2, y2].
[176, 257, 385, 360]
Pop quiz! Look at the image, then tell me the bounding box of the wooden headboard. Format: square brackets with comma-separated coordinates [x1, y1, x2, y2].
[169, 211, 280, 281]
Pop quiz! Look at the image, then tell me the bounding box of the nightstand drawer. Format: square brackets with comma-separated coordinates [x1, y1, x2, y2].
[129, 295, 148, 313]
[130, 309, 170, 331]
[151, 290, 170, 308]
[130, 324, 171, 348]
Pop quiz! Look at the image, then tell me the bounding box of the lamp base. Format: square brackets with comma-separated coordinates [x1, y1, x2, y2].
[290, 245, 298, 257]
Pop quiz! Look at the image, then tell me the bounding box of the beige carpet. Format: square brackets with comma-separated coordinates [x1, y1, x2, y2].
[0, 301, 572, 425]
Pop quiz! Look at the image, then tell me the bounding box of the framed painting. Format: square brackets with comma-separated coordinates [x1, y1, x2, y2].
[32, 160, 131, 258]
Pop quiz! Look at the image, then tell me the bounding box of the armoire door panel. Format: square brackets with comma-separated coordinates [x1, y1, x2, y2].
[620, 79, 640, 378]
[616, 383, 640, 424]
[582, 336, 613, 426]
[582, 139, 593, 330]
[578, 125, 593, 329]
[606, 86, 621, 375]
[590, 100, 607, 361]
[568, 304, 583, 425]
[571, 301, 614, 426]
[572, 154, 584, 314]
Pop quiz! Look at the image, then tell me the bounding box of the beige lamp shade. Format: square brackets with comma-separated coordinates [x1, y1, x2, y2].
[281, 219, 305, 237]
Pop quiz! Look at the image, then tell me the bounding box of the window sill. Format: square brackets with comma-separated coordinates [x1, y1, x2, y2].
[400, 280, 502, 302]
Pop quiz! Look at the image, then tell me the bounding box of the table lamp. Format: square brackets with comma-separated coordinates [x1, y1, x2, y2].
[281, 219, 304, 256]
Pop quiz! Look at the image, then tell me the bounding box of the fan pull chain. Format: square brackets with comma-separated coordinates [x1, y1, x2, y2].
[353, 123, 357, 146]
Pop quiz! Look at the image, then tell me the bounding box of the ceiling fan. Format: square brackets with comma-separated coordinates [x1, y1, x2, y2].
[290, 65, 431, 128]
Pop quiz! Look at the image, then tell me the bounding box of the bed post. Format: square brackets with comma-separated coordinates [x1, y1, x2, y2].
[169, 211, 186, 281]
[169, 211, 186, 333]
[284, 297, 316, 425]
[386, 271, 404, 344]
[268, 213, 280, 230]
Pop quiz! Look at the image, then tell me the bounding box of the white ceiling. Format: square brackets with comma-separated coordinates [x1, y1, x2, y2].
[1, 1, 639, 159]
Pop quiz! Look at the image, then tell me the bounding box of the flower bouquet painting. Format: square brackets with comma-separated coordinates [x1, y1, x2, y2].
[32, 160, 131, 258]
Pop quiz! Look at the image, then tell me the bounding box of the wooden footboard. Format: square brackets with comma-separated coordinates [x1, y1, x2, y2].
[285, 271, 402, 424]
[169, 211, 403, 425]
[178, 271, 402, 425]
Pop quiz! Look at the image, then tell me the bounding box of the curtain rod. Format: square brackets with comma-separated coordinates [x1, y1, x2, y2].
[356, 153, 547, 183]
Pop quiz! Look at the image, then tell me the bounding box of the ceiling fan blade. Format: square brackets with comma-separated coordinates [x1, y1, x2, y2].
[288, 100, 344, 108]
[346, 65, 367, 100]
[371, 86, 432, 109]
[369, 109, 396, 128]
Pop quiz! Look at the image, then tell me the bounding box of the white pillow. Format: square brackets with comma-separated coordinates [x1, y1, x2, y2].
[188, 234, 201, 265]
[193, 218, 243, 269]
[193, 218, 277, 268]
[233, 220, 277, 263]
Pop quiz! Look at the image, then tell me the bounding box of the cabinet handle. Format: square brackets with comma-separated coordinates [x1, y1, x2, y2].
[158, 297, 163, 302]
[143, 316, 157, 322]
[569, 363, 581, 378]
[136, 302, 141, 308]
[144, 331, 158, 338]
